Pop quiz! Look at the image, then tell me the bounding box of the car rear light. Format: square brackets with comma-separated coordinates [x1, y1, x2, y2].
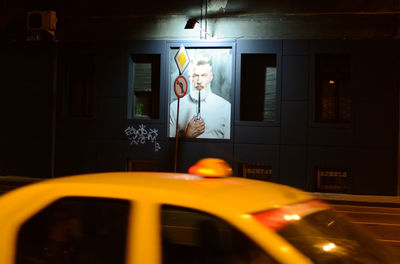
[252, 200, 331, 231]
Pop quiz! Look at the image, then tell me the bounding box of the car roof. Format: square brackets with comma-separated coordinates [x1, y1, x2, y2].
[14, 172, 313, 214]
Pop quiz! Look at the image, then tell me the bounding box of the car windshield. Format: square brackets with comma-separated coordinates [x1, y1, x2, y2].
[277, 209, 399, 264]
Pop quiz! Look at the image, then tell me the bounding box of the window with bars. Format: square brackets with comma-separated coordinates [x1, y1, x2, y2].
[239, 162, 272, 182]
[315, 167, 348, 193]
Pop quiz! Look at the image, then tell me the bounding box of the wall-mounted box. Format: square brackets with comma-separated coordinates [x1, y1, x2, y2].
[27, 10, 57, 32]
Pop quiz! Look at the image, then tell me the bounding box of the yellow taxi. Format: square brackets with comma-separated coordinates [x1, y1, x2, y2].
[0, 158, 398, 264]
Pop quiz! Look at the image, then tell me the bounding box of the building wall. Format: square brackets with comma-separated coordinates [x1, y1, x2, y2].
[1, 0, 399, 195]
[4, 38, 397, 195]
[2, 0, 400, 41]
[0, 41, 55, 177]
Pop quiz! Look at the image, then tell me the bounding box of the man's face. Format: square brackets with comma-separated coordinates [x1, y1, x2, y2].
[192, 64, 213, 91]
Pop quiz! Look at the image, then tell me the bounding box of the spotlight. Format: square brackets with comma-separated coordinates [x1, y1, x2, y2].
[185, 18, 199, 29]
[184, 18, 214, 39]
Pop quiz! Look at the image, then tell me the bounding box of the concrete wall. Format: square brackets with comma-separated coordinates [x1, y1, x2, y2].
[1, 0, 399, 41]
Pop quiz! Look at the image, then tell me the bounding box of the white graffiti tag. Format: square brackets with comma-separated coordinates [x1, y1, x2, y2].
[125, 125, 161, 152]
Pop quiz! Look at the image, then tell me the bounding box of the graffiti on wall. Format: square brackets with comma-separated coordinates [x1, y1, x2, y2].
[125, 124, 161, 152]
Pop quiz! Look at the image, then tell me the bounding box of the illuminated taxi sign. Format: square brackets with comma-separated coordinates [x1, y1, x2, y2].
[188, 158, 233, 178]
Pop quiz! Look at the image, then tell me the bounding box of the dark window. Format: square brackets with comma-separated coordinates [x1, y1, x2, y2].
[315, 167, 348, 193]
[130, 54, 160, 119]
[0, 1, 6, 15]
[161, 205, 278, 264]
[240, 54, 277, 122]
[315, 54, 351, 123]
[127, 159, 158, 171]
[16, 197, 130, 264]
[64, 54, 94, 117]
[239, 162, 272, 182]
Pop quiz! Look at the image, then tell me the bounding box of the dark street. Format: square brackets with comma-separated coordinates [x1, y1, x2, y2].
[333, 204, 400, 258]
[315, 193, 400, 258]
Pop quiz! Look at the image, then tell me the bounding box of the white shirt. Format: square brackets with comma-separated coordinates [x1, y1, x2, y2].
[170, 90, 231, 139]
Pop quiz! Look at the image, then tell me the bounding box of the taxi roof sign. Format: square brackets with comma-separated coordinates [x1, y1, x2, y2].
[188, 158, 233, 178]
[174, 44, 190, 75]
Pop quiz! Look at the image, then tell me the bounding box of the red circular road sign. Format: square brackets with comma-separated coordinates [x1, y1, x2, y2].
[174, 75, 188, 98]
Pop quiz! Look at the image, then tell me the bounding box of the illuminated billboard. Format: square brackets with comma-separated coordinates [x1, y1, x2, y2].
[169, 47, 232, 139]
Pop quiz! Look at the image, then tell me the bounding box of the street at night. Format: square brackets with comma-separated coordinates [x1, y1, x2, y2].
[333, 204, 400, 258]
[1, 0, 400, 263]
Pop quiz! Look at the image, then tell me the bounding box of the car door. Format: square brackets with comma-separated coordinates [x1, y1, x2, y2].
[160, 204, 281, 264]
[14, 196, 131, 264]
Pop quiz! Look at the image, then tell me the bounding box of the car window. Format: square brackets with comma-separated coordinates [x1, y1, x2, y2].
[16, 196, 130, 264]
[277, 209, 400, 264]
[161, 205, 278, 264]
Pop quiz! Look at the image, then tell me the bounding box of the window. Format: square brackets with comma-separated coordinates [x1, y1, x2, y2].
[127, 159, 158, 171]
[64, 54, 94, 117]
[16, 197, 130, 264]
[315, 54, 351, 123]
[130, 54, 160, 119]
[278, 208, 398, 263]
[315, 167, 348, 193]
[240, 54, 277, 122]
[161, 205, 278, 264]
[239, 162, 272, 182]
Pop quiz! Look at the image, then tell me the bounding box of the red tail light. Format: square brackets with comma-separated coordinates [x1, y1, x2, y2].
[252, 200, 331, 231]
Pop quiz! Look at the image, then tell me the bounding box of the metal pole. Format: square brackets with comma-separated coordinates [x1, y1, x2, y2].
[205, 0, 208, 40]
[200, 0, 203, 39]
[174, 98, 180, 172]
[50, 41, 58, 178]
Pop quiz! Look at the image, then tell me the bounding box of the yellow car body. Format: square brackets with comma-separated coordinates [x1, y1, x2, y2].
[0, 159, 397, 264]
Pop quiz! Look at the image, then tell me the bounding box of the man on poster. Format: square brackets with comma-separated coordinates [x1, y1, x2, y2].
[170, 54, 231, 139]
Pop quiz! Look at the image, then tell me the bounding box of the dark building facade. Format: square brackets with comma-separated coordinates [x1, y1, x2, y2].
[1, 0, 399, 195]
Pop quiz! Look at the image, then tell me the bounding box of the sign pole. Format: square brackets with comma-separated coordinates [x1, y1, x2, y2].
[173, 75, 188, 172]
[174, 98, 180, 172]
[173, 44, 189, 172]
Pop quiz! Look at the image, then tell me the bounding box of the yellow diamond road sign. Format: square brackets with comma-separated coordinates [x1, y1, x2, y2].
[174, 44, 190, 75]
[178, 52, 187, 67]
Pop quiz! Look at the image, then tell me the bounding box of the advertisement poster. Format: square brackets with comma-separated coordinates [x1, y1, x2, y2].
[169, 48, 232, 139]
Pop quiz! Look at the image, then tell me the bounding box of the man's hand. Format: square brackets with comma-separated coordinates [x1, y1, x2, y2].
[184, 116, 205, 138]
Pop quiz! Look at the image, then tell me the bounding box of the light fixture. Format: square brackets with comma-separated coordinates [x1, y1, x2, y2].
[184, 18, 214, 39]
[185, 18, 199, 29]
